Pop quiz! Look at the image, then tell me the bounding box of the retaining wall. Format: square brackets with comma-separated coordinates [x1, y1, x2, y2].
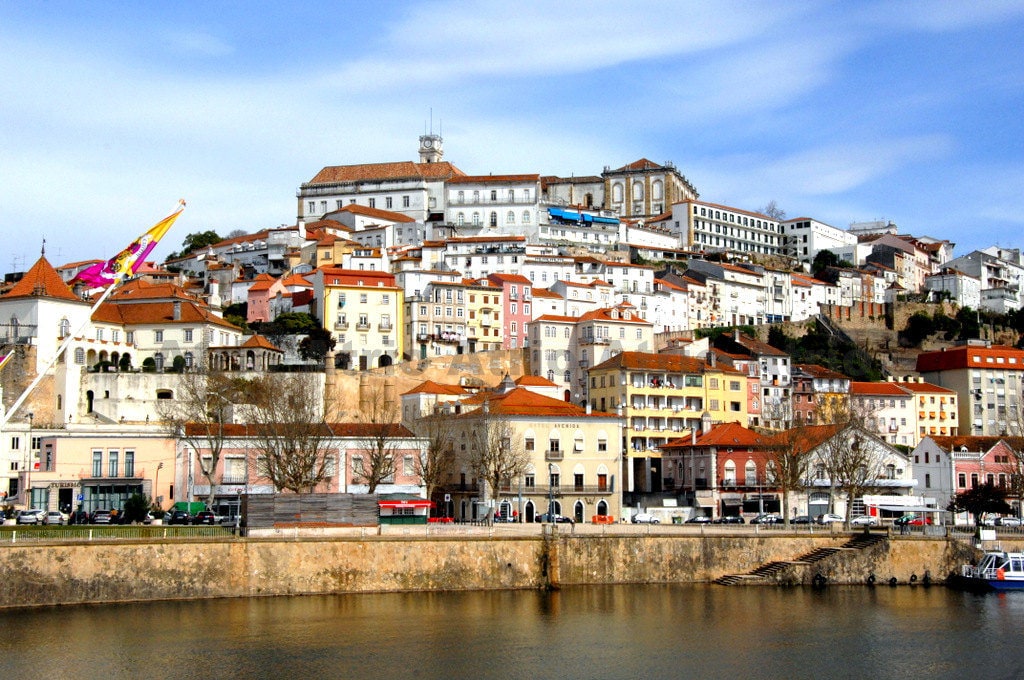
[0, 532, 1013, 608]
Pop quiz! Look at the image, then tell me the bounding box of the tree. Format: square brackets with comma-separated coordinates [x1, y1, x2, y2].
[244, 372, 337, 494]
[816, 424, 886, 526]
[156, 371, 240, 509]
[467, 403, 530, 517]
[410, 413, 457, 504]
[759, 200, 787, 221]
[122, 492, 150, 523]
[168, 230, 222, 260]
[299, 325, 337, 364]
[226, 229, 248, 239]
[948, 482, 1011, 525]
[766, 427, 814, 527]
[352, 382, 404, 493]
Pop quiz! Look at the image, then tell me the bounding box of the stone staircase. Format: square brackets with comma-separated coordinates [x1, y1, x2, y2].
[714, 532, 886, 585]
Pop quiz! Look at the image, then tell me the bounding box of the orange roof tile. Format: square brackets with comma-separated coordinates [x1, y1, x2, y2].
[4, 257, 81, 302]
[308, 161, 463, 184]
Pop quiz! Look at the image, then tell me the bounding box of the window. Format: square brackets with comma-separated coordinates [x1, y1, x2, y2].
[525, 438, 535, 451]
[74, 347, 85, 364]
[549, 438, 560, 453]
[184, 329, 193, 342]
[403, 456, 415, 476]
[352, 456, 364, 476]
[108, 450, 119, 477]
[524, 474, 535, 489]
[124, 450, 135, 477]
[386, 196, 393, 209]
[154, 330, 164, 342]
[368, 198, 376, 208]
[403, 195, 410, 208]
[92, 450, 102, 477]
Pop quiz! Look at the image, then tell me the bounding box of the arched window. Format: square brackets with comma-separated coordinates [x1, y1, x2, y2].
[612, 183, 623, 203]
[74, 347, 85, 364]
[472, 212, 481, 226]
[507, 210, 515, 224]
[184, 352, 194, 369]
[489, 212, 497, 227]
[522, 211, 531, 224]
[745, 460, 757, 486]
[547, 369, 555, 382]
[59, 318, 71, 338]
[457, 190, 464, 203]
[652, 180, 663, 200]
[154, 353, 164, 372]
[563, 370, 571, 383]
[632, 181, 644, 200]
[724, 460, 736, 485]
[457, 212, 465, 226]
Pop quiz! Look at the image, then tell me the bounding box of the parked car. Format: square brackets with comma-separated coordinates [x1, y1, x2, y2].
[632, 513, 660, 524]
[90, 509, 114, 524]
[712, 515, 745, 524]
[750, 513, 780, 524]
[43, 510, 68, 525]
[791, 515, 814, 524]
[996, 516, 1023, 527]
[219, 514, 240, 526]
[192, 510, 217, 526]
[816, 513, 845, 525]
[685, 516, 712, 524]
[537, 513, 574, 524]
[68, 510, 89, 525]
[493, 512, 518, 523]
[894, 513, 932, 526]
[16, 509, 45, 525]
[850, 515, 879, 527]
[167, 510, 192, 525]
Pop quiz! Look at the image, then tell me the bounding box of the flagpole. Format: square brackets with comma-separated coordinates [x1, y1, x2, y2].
[0, 200, 185, 428]
[0, 281, 121, 428]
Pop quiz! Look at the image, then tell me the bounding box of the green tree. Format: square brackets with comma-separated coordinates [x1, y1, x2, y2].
[168, 230, 222, 259]
[899, 312, 935, 347]
[122, 493, 151, 523]
[299, 325, 337, 364]
[947, 482, 1012, 525]
[955, 307, 981, 340]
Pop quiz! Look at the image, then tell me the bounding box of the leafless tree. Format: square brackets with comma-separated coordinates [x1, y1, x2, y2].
[157, 370, 241, 509]
[765, 427, 815, 526]
[815, 424, 887, 525]
[467, 403, 530, 517]
[352, 381, 404, 493]
[759, 200, 786, 222]
[409, 412, 457, 502]
[244, 372, 337, 494]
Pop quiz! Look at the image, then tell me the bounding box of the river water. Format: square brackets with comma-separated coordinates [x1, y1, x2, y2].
[1, 585, 1020, 680]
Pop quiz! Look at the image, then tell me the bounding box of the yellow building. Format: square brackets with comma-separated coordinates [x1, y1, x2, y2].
[463, 279, 503, 352]
[588, 351, 748, 495]
[313, 267, 404, 370]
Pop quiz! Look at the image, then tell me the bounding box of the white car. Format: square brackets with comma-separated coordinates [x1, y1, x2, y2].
[816, 513, 845, 524]
[631, 512, 660, 524]
[850, 515, 879, 527]
[43, 510, 69, 525]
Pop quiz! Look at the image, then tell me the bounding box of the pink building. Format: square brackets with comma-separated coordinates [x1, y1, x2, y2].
[486, 272, 532, 349]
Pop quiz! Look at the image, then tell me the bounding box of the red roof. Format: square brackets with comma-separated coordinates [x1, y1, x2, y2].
[4, 257, 81, 302]
[849, 381, 912, 396]
[917, 345, 1024, 372]
[308, 161, 463, 184]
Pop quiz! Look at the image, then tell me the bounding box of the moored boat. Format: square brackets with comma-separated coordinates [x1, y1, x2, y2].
[958, 551, 1024, 590]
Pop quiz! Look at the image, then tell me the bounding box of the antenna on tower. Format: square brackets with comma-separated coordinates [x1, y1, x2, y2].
[430, 107, 434, 135]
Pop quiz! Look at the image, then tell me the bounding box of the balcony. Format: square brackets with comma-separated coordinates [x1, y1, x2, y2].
[379, 323, 393, 332]
[356, 322, 370, 331]
[545, 449, 563, 461]
[222, 475, 248, 485]
[580, 336, 610, 346]
[334, 321, 348, 330]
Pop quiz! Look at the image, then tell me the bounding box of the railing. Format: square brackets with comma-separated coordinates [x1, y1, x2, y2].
[355, 323, 370, 331]
[0, 525, 233, 543]
[222, 475, 248, 484]
[334, 321, 348, 330]
[545, 449, 563, 461]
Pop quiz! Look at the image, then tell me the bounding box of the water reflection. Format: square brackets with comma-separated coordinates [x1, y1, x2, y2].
[2, 586, 1023, 679]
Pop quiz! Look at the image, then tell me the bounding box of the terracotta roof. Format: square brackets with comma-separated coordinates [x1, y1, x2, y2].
[890, 380, 955, 395]
[610, 158, 666, 172]
[578, 306, 649, 324]
[318, 268, 398, 288]
[308, 161, 464, 185]
[530, 288, 563, 299]
[4, 257, 82, 302]
[402, 380, 468, 397]
[93, 298, 240, 330]
[187, 422, 415, 438]
[849, 381, 912, 396]
[793, 364, 849, 380]
[487, 273, 532, 285]
[330, 204, 416, 223]
[929, 435, 1024, 453]
[461, 387, 614, 418]
[247, 274, 278, 292]
[661, 422, 770, 450]
[240, 335, 282, 351]
[917, 345, 1024, 372]
[675, 199, 774, 222]
[515, 375, 559, 387]
[592, 351, 738, 375]
[107, 279, 198, 303]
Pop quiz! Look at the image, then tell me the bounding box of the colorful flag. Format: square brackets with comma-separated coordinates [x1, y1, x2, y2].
[72, 200, 185, 287]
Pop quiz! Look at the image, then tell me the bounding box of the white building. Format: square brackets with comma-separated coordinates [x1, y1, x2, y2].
[781, 217, 858, 269]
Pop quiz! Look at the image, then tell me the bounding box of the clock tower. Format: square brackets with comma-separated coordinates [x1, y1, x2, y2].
[418, 134, 444, 164]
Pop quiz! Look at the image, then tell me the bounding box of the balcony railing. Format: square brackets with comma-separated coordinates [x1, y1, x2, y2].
[545, 449, 563, 461]
[379, 323, 393, 332]
[334, 321, 348, 330]
[355, 322, 370, 331]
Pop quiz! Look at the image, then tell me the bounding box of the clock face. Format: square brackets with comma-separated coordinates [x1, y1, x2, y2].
[423, 139, 433, 149]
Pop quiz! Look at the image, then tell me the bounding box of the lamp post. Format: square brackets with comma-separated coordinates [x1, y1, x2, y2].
[25, 412, 33, 508]
[154, 462, 164, 508]
[548, 463, 556, 523]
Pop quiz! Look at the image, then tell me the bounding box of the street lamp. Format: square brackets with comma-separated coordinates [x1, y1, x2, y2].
[25, 413, 33, 507]
[154, 461, 164, 508]
[548, 463, 556, 523]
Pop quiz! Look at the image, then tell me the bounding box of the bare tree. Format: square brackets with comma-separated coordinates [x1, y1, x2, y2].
[244, 372, 337, 494]
[353, 382, 403, 494]
[157, 370, 240, 509]
[467, 404, 530, 517]
[759, 200, 786, 221]
[816, 424, 886, 525]
[409, 413, 457, 503]
[765, 427, 814, 526]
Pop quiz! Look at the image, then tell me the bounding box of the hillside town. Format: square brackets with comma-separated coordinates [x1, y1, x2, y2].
[3, 133, 1024, 528]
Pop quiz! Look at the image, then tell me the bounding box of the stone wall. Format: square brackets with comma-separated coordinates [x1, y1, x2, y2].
[0, 533, 1015, 608]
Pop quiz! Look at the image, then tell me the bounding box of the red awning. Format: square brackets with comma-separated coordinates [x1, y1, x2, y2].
[378, 500, 434, 508]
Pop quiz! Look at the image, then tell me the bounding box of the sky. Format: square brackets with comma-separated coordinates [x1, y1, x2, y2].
[2, 0, 1024, 275]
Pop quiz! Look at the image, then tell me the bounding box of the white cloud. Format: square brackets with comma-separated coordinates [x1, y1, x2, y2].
[164, 29, 233, 57]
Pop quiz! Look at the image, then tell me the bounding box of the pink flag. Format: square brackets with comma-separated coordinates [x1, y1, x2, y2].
[72, 201, 185, 287]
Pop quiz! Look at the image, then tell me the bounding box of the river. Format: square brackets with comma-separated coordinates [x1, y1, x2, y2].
[1, 585, 1020, 679]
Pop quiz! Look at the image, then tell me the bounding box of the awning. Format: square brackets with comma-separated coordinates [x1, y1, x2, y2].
[378, 500, 434, 508]
[872, 505, 944, 513]
[695, 497, 715, 507]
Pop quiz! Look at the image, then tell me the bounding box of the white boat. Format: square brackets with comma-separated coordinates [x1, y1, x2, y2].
[959, 551, 1024, 590]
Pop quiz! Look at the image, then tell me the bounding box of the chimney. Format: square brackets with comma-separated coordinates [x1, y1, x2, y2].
[586, 402, 592, 414]
[734, 329, 740, 342]
[701, 410, 712, 435]
[173, 301, 181, 321]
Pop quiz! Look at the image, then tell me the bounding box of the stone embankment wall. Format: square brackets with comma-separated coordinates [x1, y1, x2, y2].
[0, 533, 1015, 608]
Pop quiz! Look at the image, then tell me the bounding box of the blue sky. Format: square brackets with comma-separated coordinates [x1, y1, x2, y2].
[2, 1, 1024, 274]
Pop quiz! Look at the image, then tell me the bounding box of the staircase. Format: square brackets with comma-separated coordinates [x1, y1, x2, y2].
[714, 532, 886, 585]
